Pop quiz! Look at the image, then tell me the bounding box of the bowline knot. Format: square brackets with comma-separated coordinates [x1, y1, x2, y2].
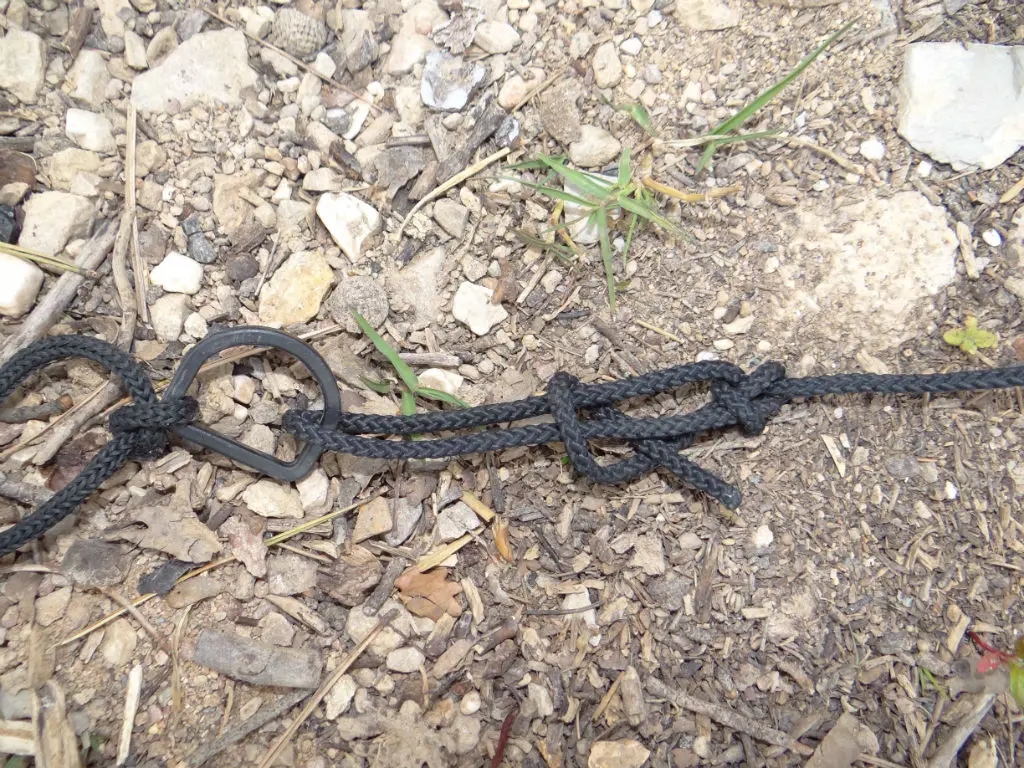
[710, 362, 787, 434]
[109, 397, 198, 459]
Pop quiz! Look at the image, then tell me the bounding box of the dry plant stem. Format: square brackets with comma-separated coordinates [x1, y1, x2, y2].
[396, 147, 511, 239]
[0, 219, 118, 365]
[101, 587, 172, 653]
[647, 677, 813, 756]
[255, 612, 397, 768]
[785, 136, 864, 173]
[926, 692, 996, 768]
[31, 381, 122, 465]
[510, 67, 567, 113]
[187, 689, 310, 768]
[125, 104, 149, 323]
[111, 207, 138, 351]
[116, 664, 144, 766]
[203, 7, 379, 112]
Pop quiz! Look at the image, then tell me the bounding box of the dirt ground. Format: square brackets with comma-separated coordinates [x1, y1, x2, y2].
[2, 0, 1024, 766]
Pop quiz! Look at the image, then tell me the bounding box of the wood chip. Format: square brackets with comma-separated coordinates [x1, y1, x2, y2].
[820, 435, 846, 477]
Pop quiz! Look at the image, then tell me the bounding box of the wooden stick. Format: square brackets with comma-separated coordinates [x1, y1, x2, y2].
[647, 677, 813, 756]
[188, 688, 310, 767]
[0, 219, 118, 365]
[115, 664, 143, 765]
[125, 103, 149, 323]
[926, 692, 996, 768]
[255, 612, 396, 768]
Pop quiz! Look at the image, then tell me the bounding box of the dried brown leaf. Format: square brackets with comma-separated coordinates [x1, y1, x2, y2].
[395, 567, 463, 620]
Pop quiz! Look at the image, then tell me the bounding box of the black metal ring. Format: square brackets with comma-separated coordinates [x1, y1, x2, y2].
[165, 326, 342, 482]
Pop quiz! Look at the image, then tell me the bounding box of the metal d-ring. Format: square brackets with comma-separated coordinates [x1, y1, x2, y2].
[164, 326, 342, 482]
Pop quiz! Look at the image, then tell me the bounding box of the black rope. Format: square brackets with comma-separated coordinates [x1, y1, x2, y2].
[2, 332, 1024, 557]
[0, 336, 196, 556]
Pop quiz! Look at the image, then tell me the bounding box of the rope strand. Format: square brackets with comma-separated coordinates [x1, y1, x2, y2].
[1, 332, 1024, 557]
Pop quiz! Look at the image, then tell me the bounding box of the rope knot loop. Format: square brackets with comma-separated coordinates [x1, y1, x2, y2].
[109, 397, 198, 459]
[710, 362, 787, 435]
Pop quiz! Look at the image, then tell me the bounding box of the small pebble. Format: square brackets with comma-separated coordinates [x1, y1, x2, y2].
[859, 138, 885, 161]
[620, 38, 642, 56]
[982, 229, 1002, 247]
[459, 691, 481, 715]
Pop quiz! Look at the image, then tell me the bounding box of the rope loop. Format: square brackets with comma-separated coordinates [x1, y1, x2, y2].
[109, 397, 198, 459]
[710, 362, 787, 435]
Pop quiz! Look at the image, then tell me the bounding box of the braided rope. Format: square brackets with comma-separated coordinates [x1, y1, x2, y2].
[3, 332, 1024, 557]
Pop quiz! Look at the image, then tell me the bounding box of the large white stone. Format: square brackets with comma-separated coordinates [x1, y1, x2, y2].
[316, 193, 381, 262]
[131, 29, 259, 114]
[674, 0, 739, 30]
[898, 43, 1024, 171]
[0, 253, 44, 318]
[150, 294, 190, 341]
[150, 251, 204, 295]
[19, 192, 94, 256]
[0, 29, 46, 104]
[775, 191, 957, 350]
[65, 109, 117, 154]
[452, 282, 508, 336]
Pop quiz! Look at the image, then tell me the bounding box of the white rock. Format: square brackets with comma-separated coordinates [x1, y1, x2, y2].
[0, 253, 44, 317]
[296, 468, 329, 510]
[183, 312, 208, 338]
[302, 167, 342, 192]
[569, 126, 622, 168]
[722, 314, 754, 335]
[150, 251, 204, 295]
[0, 28, 46, 103]
[752, 524, 774, 550]
[452, 282, 509, 336]
[859, 137, 886, 161]
[983, 228, 1003, 247]
[386, 646, 425, 673]
[565, 174, 612, 245]
[131, 29, 259, 114]
[417, 368, 464, 396]
[387, 246, 445, 330]
[588, 740, 651, 768]
[592, 41, 622, 88]
[65, 109, 116, 154]
[675, 0, 739, 30]
[313, 52, 337, 78]
[258, 250, 334, 326]
[19, 191, 94, 256]
[474, 21, 520, 54]
[433, 198, 470, 238]
[64, 50, 110, 108]
[124, 30, 148, 69]
[460, 691, 482, 715]
[242, 479, 304, 519]
[898, 43, 1024, 171]
[436, 501, 482, 541]
[149, 294, 190, 341]
[620, 38, 642, 56]
[316, 192, 382, 261]
[779, 190, 957, 349]
[386, 31, 435, 75]
[629, 534, 665, 576]
[325, 675, 357, 719]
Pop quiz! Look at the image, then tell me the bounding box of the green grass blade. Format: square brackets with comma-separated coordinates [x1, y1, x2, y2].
[352, 311, 420, 392]
[614, 194, 677, 233]
[510, 178, 593, 206]
[360, 376, 393, 394]
[622, 211, 638, 267]
[400, 390, 417, 416]
[416, 387, 469, 408]
[696, 141, 719, 174]
[712, 20, 853, 136]
[617, 146, 631, 188]
[596, 207, 616, 313]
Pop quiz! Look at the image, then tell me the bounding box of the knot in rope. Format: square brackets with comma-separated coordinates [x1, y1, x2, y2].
[109, 397, 198, 459]
[709, 361, 787, 435]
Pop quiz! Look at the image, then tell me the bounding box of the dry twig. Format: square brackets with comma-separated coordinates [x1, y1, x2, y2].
[115, 664, 143, 765]
[926, 693, 996, 768]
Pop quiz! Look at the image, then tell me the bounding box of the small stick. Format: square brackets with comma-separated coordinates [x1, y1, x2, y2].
[642, 177, 743, 202]
[784, 136, 865, 174]
[62, 7, 93, 59]
[511, 67, 567, 114]
[0, 219, 118, 365]
[525, 600, 604, 617]
[647, 677, 813, 756]
[925, 692, 996, 768]
[101, 588, 172, 654]
[30, 381, 122, 465]
[187, 689, 310, 768]
[125, 104, 149, 323]
[110, 206, 138, 350]
[203, 7, 379, 113]
[171, 604, 194, 713]
[255, 611, 397, 768]
[363, 555, 405, 614]
[115, 664, 143, 766]
[396, 147, 510, 239]
[634, 319, 686, 345]
[0, 396, 71, 423]
[0, 382, 106, 462]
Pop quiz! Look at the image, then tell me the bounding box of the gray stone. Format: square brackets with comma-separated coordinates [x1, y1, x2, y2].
[421, 52, 486, 112]
[474, 21, 519, 54]
[242, 480, 304, 519]
[325, 674, 357, 719]
[266, 553, 318, 595]
[0, 29, 46, 103]
[62, 540, 131, 587]
[192, 629, 323, 688]
[150, 294, 190, 341]
[40, 146, 99, 192]
[341, 9, 379, 72]
[592, 42, 622, 89]
[124, 30, 148, 69]
[386, 646, 425, 673]
[146, 26, 179, 66]
[35, 586, 72, 627]
[897, 43, 1024, 170]
[387, 246, 446, 329]
[436, 501, 481, 541]
[433, 199, 469, 238]
[327, 274, 388, 333]
[538, 79, 582, 144]
[132, 29, 259, 114]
